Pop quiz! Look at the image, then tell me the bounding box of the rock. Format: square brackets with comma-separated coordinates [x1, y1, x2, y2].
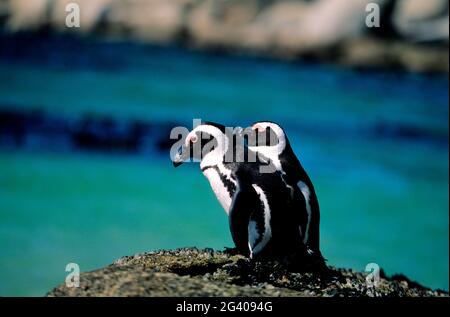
[392, 0, 449, 42]
[47, 248, 448, 297]
[6, 0, 49, 31]
[395, 0, 448, 21]
[185, 0, 269, 51]
[106, 0, 192, 43]
[49, 0, 114, 32]
[268, 0, 385, 51]
[337, 38, 449, 73]
[1, 0, 449, 72]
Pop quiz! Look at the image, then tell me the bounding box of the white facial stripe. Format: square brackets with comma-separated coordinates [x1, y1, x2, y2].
[249, 122, 286, 166]
[249, 146, 282, 171]
[185, 125, 229, 170]
[185, 125, 227, 148]
[250, 184, 272, 256]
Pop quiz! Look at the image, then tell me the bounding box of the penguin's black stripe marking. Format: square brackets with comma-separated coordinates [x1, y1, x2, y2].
[202, 164, 237, 213]
[201, 166, 215, 172]
[208, 165, 237, 198]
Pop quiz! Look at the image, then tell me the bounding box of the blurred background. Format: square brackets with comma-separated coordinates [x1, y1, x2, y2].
[0, 0, 448, 296]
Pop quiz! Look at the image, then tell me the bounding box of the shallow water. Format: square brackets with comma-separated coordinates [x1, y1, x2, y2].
[0, 34, 448, 295]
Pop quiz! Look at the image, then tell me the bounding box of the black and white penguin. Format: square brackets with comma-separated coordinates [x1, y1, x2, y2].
[246, 121, 322, 258]
[172, 122, 306, 259]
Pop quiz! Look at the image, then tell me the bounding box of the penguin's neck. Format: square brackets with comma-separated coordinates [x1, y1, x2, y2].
[201, 147, 237, 188]
[200, 136, 228, 170]
[202, 167, 233, 214]
[249, 145, 283, 171]
[248, 131, 286, 171]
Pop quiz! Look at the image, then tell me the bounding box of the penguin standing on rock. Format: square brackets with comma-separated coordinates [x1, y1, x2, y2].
[172, 122, 307, 260]
[246, 121, 323, 260]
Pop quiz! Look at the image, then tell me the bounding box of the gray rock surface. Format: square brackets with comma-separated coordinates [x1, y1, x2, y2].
[2, 0, 449, 73]
[47, 248, 448, 297]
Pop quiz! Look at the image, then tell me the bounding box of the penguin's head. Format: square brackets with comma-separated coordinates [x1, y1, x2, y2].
[172, 122, 230, 168]
[247, 121, 288, 156]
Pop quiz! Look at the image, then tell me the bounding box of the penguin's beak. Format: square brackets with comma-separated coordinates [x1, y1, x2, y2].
[172, 144, 189, 167]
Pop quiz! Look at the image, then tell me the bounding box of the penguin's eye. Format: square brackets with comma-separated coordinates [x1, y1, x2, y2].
[189, 135, 198, 143]
[252, 124, 264, 132]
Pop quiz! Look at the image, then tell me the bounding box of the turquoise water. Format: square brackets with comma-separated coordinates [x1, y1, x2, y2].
[0, 36, 448, 295]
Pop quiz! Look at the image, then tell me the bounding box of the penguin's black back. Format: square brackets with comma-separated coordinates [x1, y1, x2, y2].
[235, 158, 306, 257]
[280, 141, 321, 254]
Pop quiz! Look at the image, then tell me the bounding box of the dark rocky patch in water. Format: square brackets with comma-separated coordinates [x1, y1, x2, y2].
[0, 107, 179, 155]
[1, 106, 447, 157]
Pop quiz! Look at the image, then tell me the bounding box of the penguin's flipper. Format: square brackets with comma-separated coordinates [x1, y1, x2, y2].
[228, 184, 258, 257]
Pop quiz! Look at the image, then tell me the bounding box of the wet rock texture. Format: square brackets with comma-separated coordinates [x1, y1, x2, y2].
[2, 0, 449, 73]
[47, 248, 448, 297]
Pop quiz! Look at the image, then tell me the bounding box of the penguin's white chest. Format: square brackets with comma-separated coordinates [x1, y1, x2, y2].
[203, 168, 232, 214]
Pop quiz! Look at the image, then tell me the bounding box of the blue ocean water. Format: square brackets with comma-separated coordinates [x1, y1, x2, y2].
[0, 34, 448, 295]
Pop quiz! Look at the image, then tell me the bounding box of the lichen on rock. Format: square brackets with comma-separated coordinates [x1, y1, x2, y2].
[47, 248, 448, 297]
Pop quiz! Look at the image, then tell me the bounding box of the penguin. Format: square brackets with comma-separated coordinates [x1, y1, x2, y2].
[245, 121, 322, 259]
[172, 122, 307, 259]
